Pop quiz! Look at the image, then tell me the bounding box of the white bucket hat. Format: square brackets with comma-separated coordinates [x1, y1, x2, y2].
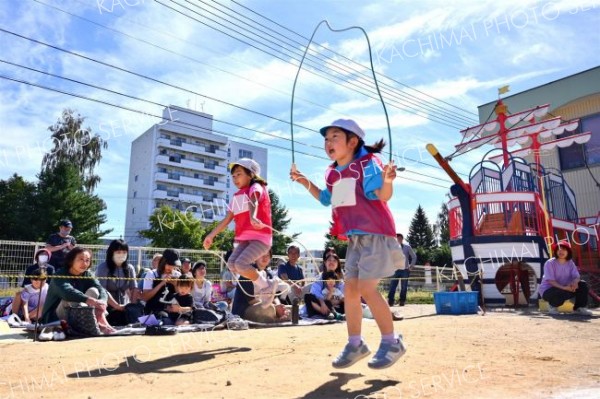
[319, 119, 365, 139]
[229, 158, 261, 177]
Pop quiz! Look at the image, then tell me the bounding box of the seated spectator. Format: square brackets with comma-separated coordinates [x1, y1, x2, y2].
[40, 247, 115, 334]
[136, 253, 161, 295]
[167, 276, 195, 325]
[19, 268, 49, 323]
[181, 258, 193, 278]
[539, 241, 593, 316]
[142, 248, 182, 324]
[278, 245, 304, 304]
[11, 248, 55, 318]
[22, 248, 56, 287]
[45, 219, 76, 268]
[191, 260, 213, 308]
[95, 239, 137, 326]
[320, 271, 345, 318]
[232, 249, 290, 323]
[221, 267, 237, 302]
[304, 253, 345, 318]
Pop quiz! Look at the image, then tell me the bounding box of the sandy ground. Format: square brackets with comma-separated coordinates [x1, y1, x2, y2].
[1, 304, 599, 399]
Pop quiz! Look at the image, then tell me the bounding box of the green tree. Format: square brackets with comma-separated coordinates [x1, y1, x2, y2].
[0, 174, 38, 240]
[140, 206, 208, 249]
[437, 198, 451, 245]
[42, 109, 107, 192]
[407, 205, 435, 250]
[36, 163, 111, 243]
[140, 189, 297, 253]
[430, 244, 452, 267]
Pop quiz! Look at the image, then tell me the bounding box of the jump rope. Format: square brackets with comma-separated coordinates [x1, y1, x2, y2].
[23, 21, 411, 317]
[224, 20, 401, 300]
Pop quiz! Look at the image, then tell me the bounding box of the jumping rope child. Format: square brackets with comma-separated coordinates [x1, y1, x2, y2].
[290, 119, 406, 369]
[204, 158, 280, 308]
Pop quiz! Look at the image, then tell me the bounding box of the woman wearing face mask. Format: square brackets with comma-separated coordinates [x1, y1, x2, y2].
[95, 239, 137, 325]
[10, 249, 56, 320]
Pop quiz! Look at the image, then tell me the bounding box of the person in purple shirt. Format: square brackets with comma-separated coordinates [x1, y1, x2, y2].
[538, 241, 593, 316]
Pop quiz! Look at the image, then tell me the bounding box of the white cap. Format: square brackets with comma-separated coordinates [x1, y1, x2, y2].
[319, 119, 365, 139]
[228, 158, 261, 177]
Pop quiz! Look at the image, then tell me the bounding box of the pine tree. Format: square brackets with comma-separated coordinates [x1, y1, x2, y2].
[407, 205, 435, 250]
[36, 163, 111, 243]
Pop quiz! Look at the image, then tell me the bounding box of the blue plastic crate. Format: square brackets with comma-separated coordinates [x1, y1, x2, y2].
[433, 291, 478, 315]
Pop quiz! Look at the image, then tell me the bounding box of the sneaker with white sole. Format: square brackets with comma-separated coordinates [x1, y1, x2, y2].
[255, 276, 280, 309]
[548, 305, 559, 315]
[574, 307, 593, 316]
[7, 313, 24, 327]
[332, 341, 371, 369]
[368, 336, 407, 369]
[53, 328, 66, 341]
[38, 327, 54, 341]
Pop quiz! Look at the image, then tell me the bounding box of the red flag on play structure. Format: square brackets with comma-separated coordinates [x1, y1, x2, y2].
[329, 212, 348, 241]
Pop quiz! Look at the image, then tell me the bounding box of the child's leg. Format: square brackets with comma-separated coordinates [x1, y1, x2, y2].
[229, 241, 278, 308]
[332, 278, 371, 368]
[360, 278, 406, 369]
[359, 279, 393, 336]
[344, 278, 363, 343]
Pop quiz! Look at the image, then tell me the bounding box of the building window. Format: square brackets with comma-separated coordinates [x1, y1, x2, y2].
[133, 191, 137, 198]
[134, 175, 138, 182]
[239, 149, 253, 158]
[132, 207, 135, 214]
[559, 113, 600, 170]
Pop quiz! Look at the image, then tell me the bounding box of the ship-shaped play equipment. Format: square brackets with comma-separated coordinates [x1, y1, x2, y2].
[428, 101, 600, 307]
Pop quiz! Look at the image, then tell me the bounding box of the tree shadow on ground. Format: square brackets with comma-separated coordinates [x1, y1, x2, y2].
[66, 346, 251, 378]
[298, 372, 400, 399]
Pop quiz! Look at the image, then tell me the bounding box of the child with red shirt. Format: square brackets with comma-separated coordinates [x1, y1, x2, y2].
[204, 158, 280, 308]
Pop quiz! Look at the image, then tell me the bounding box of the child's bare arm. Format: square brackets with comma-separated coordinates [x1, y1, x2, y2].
[375, 162, 397, 202]
[290, 167, 321, 201]
[203, 211, 234, 249]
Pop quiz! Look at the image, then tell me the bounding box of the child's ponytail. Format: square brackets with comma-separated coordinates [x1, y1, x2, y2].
[250, 176, 268, 187]
[357, 139, 385, 154]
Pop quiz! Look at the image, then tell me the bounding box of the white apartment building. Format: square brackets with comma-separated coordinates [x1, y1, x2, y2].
[124, 106, 267, 245]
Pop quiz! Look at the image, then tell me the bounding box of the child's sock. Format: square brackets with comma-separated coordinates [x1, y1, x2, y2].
[381, 333, 397, 345]
[348, 335, 362, 348]
[253, 273, 269, 289]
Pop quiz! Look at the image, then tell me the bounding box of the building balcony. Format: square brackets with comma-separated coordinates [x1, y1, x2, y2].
[152, 189, 180, 201]
[157, 138, 227, 160]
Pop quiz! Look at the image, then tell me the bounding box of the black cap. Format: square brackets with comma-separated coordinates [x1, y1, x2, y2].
[182, 258, 191, 263]
[60, 219, 73, 228]
[162, 248, 181, 266]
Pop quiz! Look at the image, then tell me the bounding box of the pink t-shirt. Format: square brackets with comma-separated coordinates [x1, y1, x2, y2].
[229, 183, 272, 246]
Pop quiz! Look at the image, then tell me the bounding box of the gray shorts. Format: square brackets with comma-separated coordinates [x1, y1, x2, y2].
[345, 235, 406, 280]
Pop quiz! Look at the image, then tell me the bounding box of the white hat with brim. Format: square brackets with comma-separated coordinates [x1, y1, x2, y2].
[319, 119, 365, 139]
[228, 158, 261, 177]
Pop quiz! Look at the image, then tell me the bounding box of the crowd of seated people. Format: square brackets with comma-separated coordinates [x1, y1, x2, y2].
[8, 241, 351, 338]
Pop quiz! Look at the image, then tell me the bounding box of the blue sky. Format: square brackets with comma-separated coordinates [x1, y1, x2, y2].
[0, 0, 598, 250]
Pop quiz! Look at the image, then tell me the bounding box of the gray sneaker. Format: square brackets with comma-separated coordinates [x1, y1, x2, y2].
[368, 336, 407, 369]
[574, 307, 593, 316]
[332, 342, 371, 369]
[548, 305, 559, 315]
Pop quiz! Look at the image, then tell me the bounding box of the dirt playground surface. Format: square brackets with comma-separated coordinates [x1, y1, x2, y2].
[1, 304, 599, 399]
